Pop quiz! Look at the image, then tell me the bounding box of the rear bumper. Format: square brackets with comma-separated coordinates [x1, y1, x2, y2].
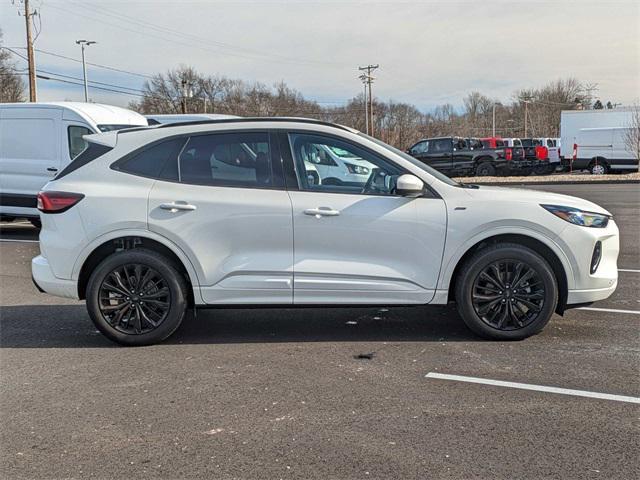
[31, 255, 79, 299]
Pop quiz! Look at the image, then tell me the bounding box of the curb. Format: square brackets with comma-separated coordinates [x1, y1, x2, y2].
[468, 180, 640, 186]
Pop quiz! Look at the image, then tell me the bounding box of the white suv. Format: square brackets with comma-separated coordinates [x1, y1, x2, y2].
[32, 118, 619, 346]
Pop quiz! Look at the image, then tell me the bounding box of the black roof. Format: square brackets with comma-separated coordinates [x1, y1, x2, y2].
[119, 117, 352, 134]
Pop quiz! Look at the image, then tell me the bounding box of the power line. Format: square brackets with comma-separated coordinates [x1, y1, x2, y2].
[69, 0, 341, 68]
[46, 2, 343, 69]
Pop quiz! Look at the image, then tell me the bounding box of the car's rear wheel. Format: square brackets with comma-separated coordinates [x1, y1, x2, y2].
[86, 249, 188, 346]
[455, 243, 558, 340]
[475, 162, 496, 176]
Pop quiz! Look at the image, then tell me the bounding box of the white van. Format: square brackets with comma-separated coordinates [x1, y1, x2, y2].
[573, 127, 637, 174]
[0, 102, 148, 225]
[560, 107, 635, 169]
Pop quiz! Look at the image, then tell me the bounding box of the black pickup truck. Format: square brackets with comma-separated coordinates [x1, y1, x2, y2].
[406, 137, 530, 177]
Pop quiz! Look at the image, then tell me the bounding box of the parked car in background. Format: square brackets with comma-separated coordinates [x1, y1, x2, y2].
[301, 143, 376, 186]
[560, 107, 636, 171]
[406, 136, 524, 176]
[520, 138, 551, 175]
[145, 113, 238, 125]
[31, 117, 619, 345]
[0, 102, 148, 226]
[570, 127, 638, 174]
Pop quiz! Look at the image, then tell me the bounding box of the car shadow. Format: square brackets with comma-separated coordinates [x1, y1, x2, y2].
[0, 304, 480, 348]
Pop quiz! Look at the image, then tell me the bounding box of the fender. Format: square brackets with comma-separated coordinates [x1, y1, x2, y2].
[71, 228, 205, 304]
[437, 225, 576, 292]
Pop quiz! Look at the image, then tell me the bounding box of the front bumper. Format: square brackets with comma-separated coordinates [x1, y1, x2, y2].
[31, 255, 79, 299]
[559, 219, 619, 306]
[567, 280, 618, 305]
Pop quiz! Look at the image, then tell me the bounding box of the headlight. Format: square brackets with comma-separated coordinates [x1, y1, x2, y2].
[541, 204, 610, 228]
[345, 163, 370, 175]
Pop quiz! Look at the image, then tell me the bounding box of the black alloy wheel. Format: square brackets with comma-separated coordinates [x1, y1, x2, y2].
[98, 264, 171, 335]
[87, 248, 188, 346]
[455, 243, 558, 340]
[471, 260, 545, 330]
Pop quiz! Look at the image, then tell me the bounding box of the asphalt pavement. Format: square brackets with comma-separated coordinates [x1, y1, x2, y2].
[1, 183, 638, 479]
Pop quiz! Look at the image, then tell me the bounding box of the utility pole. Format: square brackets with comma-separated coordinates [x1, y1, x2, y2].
[358, 73, 369, 134]
[358, 64, 378, 136]
[181, 78, 193, 114]
[523, 99, 531, 138]
[21, 0, 38, 101]
[76, 40, 96, 102]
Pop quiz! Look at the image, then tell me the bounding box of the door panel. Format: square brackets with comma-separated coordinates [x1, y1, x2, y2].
[148, 181, 294, 304]
[290, 192, 447, 304]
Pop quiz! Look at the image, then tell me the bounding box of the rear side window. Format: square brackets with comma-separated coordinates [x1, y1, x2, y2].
[68, 125, 93, 159]
[429, 139, 452, 153]
[178, 132, 273, 188]
[116, 138, 186, 181]
[55, 142, 113, 179]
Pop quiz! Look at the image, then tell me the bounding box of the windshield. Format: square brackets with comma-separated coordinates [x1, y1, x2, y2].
[328, 146, 359, 158]
[97, 124, 144, 132]
[358, 133, 460, 187]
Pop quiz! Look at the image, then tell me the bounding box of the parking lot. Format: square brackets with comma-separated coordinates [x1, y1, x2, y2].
[0, 183, 638, 479]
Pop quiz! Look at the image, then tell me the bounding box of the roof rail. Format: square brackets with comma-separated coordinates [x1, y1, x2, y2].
[118, 116, 353, 134]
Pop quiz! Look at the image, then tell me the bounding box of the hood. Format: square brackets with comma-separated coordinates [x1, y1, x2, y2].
[465, 185, 612, 216]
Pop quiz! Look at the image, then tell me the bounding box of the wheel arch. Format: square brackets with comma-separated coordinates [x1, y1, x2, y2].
[75, 231, 201, 304]
[445, 233, 570, 315]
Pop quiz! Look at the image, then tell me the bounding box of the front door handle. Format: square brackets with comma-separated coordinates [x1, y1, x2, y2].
[160, 201, 197, 212]
[304, 207, 340, 218]
[47, 167, 58, 172]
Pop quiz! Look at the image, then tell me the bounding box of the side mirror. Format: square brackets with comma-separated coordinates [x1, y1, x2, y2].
[396, 174, 424, 197]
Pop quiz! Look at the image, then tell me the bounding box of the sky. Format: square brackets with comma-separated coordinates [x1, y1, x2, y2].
[1, 0, 639, 112]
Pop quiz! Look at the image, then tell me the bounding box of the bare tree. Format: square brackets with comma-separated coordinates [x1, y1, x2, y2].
[0, 28, 25, 102]
[623, 104, 640, 169]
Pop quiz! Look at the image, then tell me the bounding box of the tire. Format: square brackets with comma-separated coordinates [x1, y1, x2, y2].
[475, 162, 496, 176]
[322, 177, 342, 186]
[589, 159, 609, 175]
[86, 249, 189, 346]
[455, 243, 558, 340]
[532, 164, 551, 176]
[29, 218, 41, 229]
[306, 171, 320, 186]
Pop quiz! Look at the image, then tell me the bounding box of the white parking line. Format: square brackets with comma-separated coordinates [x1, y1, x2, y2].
[0, 239, 39, 243]
[618, 269, 640, 273]
[425, 372, 640, 404]
[577, 306, 640, 315]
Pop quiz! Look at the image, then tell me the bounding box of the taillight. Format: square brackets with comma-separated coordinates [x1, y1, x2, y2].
[505, 148, 513, 161]
[37, 191, 84, 213]
[536, 146, 549, 160]
[572, 143, 578, 160]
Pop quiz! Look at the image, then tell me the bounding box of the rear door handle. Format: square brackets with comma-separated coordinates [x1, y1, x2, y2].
[304, 207, 340, 218]
[47, 167, 58, 172]
[160, 201, 197, 212]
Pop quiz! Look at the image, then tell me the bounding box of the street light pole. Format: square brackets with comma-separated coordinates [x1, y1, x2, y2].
[492, 103, 496, 137]
[76, 40, 96, 102]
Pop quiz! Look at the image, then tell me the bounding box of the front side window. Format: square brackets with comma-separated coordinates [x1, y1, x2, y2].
[410, 141, 429, 155]
[68, 125, 93, 159]
[289, 133, 404, 196]
[178, 132, 272, 188]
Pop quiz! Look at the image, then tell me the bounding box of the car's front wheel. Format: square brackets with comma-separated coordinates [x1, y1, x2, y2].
[86, 249, 188, 346]
[455, 243, 558, 340]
